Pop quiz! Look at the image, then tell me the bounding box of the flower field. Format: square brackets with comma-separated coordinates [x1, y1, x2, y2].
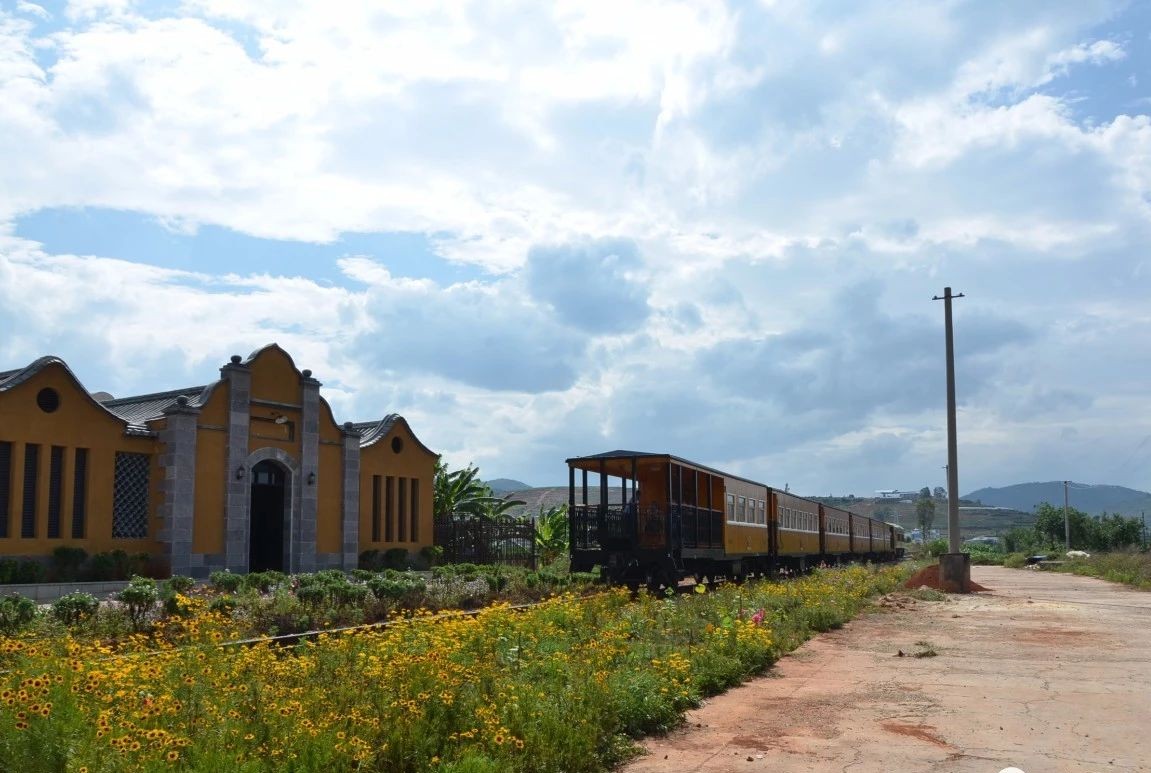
[0, 565, 908, 773]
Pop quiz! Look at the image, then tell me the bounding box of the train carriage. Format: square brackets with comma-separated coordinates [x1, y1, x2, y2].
[566, 449, 900, 587]
[820, 504, 852, 561]
[774, 490, 820, 571]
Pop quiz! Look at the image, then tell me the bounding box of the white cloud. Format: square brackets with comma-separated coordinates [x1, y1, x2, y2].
[2, 0, 1151, 491]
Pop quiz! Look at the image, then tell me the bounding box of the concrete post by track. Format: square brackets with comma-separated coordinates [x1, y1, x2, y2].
[933, 287, 971, 593]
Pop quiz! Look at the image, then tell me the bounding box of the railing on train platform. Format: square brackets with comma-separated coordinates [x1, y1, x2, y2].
[433, 513, 537, 568]
[571, 504, 725, 551]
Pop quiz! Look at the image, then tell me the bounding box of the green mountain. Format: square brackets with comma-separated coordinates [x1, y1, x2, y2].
[485, 478, 532, 495]
[964, 482, 1151, 517]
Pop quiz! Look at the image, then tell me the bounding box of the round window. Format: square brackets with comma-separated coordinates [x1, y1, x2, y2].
[391, 436, 404, 454]
[36, 387, 60, 413]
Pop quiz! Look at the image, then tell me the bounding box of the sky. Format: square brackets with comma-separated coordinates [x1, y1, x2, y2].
[1, 0, 1150, 496]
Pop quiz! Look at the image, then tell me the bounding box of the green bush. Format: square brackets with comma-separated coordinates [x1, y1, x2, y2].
[419, 545, 444, 567]
[166, 575, 195, 594]
[210, 570, 244, 593]
[85, 550, 145, 581]
[51, 546, 88, 581]
[926, 539, 949, 557]
[242, 571, 286, 593]
[0, 595, 38, 634]
[208, 595, 238, 616]
[117, 576, 159, 629]
[51, 592, 99, 626]
[1003, 553, 1028, 569]
[383, 548, 410, 570]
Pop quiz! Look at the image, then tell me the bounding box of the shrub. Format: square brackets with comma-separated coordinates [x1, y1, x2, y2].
[1003, 553, 1028, 569]
[0, 595, 37, 634]
[383, 548, 410, 570]
[52, 546, 89, 581]
[350, 569, 375, 582]
[85, 549, 144, 581]
[210, 570, 244, 593]
[926, 539, 949, 557]
[117, 576, 159, 629]
[419, 545, 444, 567]
[51, 592, 99, 625]
[242, 571, 286, 594]
[331, 582, 369, 607]
[359, 549, 384, 571]
[166, 575, 195, 594]
[208, 595, 238, 616]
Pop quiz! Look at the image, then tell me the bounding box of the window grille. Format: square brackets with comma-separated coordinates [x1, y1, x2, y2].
[48, 446, 63, 538]
[112, 452, 150, 538]
[21, 444, 38, 538]
[72, 448, 88, 538]
[0, 441, 10, 538]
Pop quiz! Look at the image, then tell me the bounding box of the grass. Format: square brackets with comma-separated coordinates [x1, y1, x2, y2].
[1049, 551, 1151, 589]
[0, 564, 911, 773]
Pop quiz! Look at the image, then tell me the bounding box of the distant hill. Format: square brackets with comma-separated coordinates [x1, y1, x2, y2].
[964, 482, 1151, 517]
[486, 478, 532, 495]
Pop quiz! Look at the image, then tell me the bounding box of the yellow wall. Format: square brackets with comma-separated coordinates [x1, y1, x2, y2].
[358, 419, 436, 553]
[0, 363, 161, 558]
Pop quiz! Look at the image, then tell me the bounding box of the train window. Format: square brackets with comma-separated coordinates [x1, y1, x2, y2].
[738, 496, 746, 522]
[727, 494, 735, 520]
[757, 500, 765, 525]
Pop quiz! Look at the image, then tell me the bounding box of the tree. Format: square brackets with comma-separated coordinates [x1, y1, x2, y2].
[433, 460, 524, 521]
[915, 490, 936, 538]
[533, 504, 569, 565]
[933, 486, 946, 501]
[1032, 502, 1144, 551]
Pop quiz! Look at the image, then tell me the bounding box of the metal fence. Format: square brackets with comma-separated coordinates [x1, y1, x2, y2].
[433, 514, 537, 569]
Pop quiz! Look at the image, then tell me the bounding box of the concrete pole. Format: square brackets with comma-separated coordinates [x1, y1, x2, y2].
[942, 288, 961, 554]
[933, 287, 969, 592]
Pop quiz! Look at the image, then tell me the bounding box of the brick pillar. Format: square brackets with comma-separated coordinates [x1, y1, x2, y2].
[158, 396, 200, 577]
[296, 369, 320, 573]
[221, 355, 251, 573]
[341, 422, 361, 570]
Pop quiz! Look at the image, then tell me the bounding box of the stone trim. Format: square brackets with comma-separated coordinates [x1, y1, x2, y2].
[158, 397, 200, 577]
[297, 372, 321, 574]
[341, 422, 361, 570]
[221, 357, 251, 573]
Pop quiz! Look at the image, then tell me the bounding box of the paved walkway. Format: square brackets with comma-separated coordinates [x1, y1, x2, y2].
[621, 566, 1151, 773]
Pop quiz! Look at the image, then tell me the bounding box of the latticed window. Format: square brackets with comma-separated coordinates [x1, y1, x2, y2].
[112, 452, 150, 538]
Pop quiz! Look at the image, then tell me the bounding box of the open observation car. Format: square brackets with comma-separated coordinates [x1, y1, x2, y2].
[567, 450, 899, 588]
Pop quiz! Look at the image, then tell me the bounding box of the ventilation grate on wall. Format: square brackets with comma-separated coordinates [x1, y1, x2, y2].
[112, 452, 150, 539]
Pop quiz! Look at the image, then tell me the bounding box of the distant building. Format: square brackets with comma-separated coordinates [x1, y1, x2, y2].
[0, 344, 436, 577]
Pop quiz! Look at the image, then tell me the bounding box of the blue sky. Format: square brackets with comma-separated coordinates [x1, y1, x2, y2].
[1, 0, 1150, 496]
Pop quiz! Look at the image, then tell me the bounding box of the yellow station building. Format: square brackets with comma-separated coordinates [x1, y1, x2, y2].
[0, 344, 436, 577]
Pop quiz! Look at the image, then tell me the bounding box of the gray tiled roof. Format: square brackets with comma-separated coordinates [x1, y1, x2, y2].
[99, 386, 210, 429]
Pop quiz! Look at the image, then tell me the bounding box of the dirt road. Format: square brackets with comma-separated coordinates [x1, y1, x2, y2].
[621, 566, 1151, 773]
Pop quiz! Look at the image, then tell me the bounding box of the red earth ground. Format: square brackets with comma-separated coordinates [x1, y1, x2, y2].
[621, 565, 1151, 773]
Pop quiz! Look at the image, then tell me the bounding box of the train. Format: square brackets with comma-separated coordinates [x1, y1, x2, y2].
[566, 450, 907, 588]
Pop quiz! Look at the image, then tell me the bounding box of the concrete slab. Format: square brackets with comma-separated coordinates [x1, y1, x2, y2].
[621, 566, 1151, 773]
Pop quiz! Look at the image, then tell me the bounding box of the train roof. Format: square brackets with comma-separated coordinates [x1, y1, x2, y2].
[565, 450, 774, 490]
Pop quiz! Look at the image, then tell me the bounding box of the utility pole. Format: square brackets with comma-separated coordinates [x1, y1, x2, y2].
[933, 287, 968, 592]
[1063, 480, 1071, 551]
[1142, 511, 1146, 551]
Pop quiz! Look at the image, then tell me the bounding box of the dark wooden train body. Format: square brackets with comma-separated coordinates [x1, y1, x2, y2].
[567, 450, 904, 587]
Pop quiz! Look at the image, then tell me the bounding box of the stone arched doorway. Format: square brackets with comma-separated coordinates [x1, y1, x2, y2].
[249, 459, 290, 572]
